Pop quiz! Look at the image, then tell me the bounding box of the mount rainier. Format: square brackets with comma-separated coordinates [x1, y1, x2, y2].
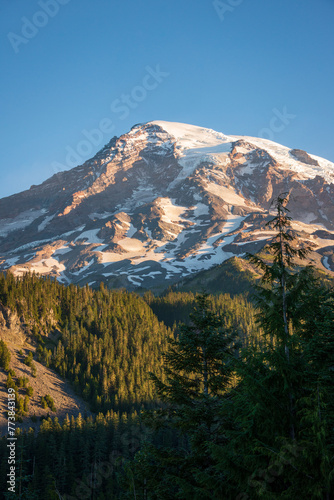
[1, 120, 334, 290]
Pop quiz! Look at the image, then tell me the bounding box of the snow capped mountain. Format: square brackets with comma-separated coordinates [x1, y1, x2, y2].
[1, 120, 334, 290]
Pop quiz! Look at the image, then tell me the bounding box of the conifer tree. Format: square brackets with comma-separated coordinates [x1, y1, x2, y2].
[151, 293, 238, 402]
[246, 192, 312, 441]
[0, 339, 11, 371]
[132, 293, 239, 498]
[212, 193, 334, 498]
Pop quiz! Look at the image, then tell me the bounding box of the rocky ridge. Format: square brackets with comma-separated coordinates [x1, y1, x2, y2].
[1, 120, 334, 290]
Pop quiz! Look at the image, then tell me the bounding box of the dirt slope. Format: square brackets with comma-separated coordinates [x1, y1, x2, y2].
[0, 311, 91, 435]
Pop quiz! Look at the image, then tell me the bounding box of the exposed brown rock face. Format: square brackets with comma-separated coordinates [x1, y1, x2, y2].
[0, 303, 27, 347]
[290, 149, 320, 166]
[0, 121, 334, 289]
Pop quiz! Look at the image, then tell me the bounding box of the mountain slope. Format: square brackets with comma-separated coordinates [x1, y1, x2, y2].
[0, 304, 90, 434]
[1, 121, 334, 290]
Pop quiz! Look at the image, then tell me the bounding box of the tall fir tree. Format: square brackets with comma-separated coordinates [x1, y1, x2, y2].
[130, 293, 239, 499]
[210, 194, 334, 499]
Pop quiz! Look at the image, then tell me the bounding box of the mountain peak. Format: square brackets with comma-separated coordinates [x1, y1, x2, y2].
[1, 121, 334, 289]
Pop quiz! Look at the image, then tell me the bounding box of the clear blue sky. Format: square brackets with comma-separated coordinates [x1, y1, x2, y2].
[1, 0, 333, 198]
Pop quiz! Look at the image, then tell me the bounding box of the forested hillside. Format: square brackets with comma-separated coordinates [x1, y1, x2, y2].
[0, 272, 259, 498]
[0, 273, 257, 415]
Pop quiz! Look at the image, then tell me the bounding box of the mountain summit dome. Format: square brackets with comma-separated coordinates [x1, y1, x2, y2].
[1, 120, 334, 289]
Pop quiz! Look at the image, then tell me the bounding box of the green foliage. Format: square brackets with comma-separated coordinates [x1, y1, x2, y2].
[45, 394, 56, 412]
[17, 376, 29, 388]
[24, 395, 30, 413]
[23, 351, 37, 377]
[17, 395, 26, 416]
[41, 394, 56, 411]
[0, 272, 174, 414]
[0, 339, 11, 371]
[146, 290, 258, 339]
[151, 293, 239, 402]
[0, 411, 149, 499]
[211, 194, 334, 498]
[133, 294, 240, 498]
[26, 385, 34, 397]
[6, 373, 17, 391]
[24, 351, 34, 367]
